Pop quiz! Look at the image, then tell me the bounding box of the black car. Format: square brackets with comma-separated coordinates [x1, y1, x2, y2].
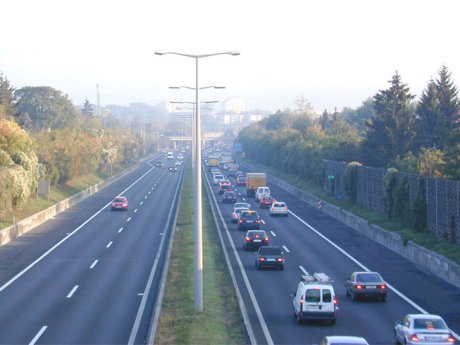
[255, 245, 284, 270]
[222, 191, 237, 204]
[243, 230, 269, 250]
[155, 161, 164, 167]
[237, 210, 261, 231]
[345, 271, 387, 302]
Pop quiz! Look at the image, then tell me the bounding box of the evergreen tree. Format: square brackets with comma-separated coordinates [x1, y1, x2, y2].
[415, 79, 440, 149]
[0, 73, 16, 118]
[363, 72, 416, 167]
[82, 98, 94, 116]
[435, 65, 460, 148]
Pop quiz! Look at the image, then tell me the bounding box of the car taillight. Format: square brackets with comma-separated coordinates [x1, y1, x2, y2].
[255, 234, 260, 238]
[447, 335, 456, 343]
[409, 334, 419, 342]
[245, 237, 251, 242]
[355, 284, 363, 289]
[276, 257, 283, 262]
[263, 238, 269, 242]
[238, 220, 243, 224]
[256, 220, 261, 223]
[379, 284, 387, 289]
[284, 207, 288, 211]
[259, 257, 266, 262]
[333, 297, 338, 304]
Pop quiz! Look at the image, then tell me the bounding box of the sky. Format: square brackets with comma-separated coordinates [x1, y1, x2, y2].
[1, 0, 459, 113]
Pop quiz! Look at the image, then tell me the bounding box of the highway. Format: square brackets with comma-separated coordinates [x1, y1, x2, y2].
[0, 156, 183, 344]
[204, 165, 460, 345]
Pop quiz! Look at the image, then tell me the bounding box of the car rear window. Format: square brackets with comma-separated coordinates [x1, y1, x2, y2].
[305, 288, 321, 302]
[356, 273, 382, 283]
[243, 214, 258, 221]
[258, 247, 282, 255]
[413, 318, 447, 329]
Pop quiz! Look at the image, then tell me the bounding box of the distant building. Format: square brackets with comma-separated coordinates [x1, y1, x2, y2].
[221, 98, 247, 114]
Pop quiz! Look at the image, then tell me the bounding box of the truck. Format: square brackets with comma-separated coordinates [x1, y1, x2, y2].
[207, 157, 221, 171]
[246, 172, 268, 197]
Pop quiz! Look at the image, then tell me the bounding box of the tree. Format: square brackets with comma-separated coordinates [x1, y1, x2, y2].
[415, 79, 441, 149]
[81, 98, 94, 116]
[435, 65, 460, 148]
[363, 72, 416, 167]
[0, 73, 15, 119]
[342, 98, 375, 133]
[14, 86, 81, 131]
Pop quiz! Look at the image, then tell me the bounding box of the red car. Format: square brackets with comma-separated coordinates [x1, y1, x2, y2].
[111, 196, 128, 211]
[259, 196, 275, 209]
[236, 176, 246, 186]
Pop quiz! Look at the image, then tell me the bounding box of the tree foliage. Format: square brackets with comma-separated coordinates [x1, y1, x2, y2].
[364, 72, 416, 167]
[14, 86, 81, 131]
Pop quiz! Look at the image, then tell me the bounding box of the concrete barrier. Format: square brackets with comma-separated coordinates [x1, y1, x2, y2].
[241, 162, 460, 288]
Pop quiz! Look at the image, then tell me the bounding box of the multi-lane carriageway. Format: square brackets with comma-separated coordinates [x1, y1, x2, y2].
[0, 156, 183, 344]
[203, 166, 460, 345]
[0, 154, 458, 345]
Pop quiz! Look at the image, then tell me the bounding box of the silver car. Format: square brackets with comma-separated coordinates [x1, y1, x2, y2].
[345, 271, 387, 302]
[394, 314, 457, 345]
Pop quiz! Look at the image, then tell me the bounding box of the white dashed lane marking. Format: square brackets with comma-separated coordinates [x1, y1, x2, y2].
[106, 241, 113, 248]
[66, 285, 79, 298]
[90, 260, 99, 269]
[282, 245, 290, 253]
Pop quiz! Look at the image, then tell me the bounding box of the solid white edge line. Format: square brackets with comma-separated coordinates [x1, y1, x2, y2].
[28, 326, 47, 345]
[66, 285, 79, 298]
[128, 165, 184, 345]
[299, 266, 309, 276]
[282, 245, 290, 253]
[289, 209, 460, 340]
[90, 260, 99, 269]
[204, 169, 272, 345]
[0, 157, 157, 294]
[270, 231, 277, 237]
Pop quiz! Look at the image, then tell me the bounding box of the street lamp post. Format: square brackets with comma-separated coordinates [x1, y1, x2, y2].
[156, 51, 239, 312]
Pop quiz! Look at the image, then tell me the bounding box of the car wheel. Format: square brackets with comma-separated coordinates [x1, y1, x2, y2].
[330, 319, 336, 325]
[279, 265, 284, 271]
[285, 213, 288, 217]
[296, 311, 302, 325]
[381, 295, 387, 302]
[350, 291, 357, 301]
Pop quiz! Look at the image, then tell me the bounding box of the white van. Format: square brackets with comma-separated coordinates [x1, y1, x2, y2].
[255, 186, 270, 201]
[292, 273, 337, 325]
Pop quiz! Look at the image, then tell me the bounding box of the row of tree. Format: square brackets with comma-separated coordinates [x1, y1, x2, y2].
[0, 73, 150, 219]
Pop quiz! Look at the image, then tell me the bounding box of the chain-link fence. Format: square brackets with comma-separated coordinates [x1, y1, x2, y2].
[323, 159, 460, 244]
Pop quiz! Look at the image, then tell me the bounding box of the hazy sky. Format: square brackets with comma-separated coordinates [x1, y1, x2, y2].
[1, 0, 459, 112]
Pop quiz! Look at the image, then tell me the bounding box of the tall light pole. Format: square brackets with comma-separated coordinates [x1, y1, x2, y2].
[156, 51, 239, 312]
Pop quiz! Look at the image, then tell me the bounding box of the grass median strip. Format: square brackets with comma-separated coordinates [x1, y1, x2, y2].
[155, 165, 247, 345]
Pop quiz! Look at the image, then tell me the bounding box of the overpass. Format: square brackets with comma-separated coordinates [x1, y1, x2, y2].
[168, 132, 224, 147]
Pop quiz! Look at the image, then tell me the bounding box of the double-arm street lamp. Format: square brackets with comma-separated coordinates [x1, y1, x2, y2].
[156, 51, 239, 312]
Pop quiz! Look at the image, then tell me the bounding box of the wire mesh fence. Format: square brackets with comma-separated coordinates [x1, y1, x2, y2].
[323, 159, 460, 244]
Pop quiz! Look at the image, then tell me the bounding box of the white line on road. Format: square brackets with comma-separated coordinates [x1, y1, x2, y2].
[106, 241, 113, 248]
[148, 191, 151, 194]
[118, 227, 123, 233]
[144, 196, 148, 199]
[261, 219, 265, 224]
[134, 209, 138, 213]
[282, 245, 290, 253]
[90, 260, 99, 269]
[67, 285, 79, 298]
[127, 217, 132, 222]
[28, 326, 47, 345]
[299, 266, 309, 276]
[140, 201, 143, 205]
[242, 198, 246, 201]
[270, 231, 277, 237]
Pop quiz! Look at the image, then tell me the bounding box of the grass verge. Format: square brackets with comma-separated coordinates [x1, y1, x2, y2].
[240, 156, 460, 265]
[154, 165, 247, 345]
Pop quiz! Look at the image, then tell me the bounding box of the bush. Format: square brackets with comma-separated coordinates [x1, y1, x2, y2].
[344, 162, 361, 202]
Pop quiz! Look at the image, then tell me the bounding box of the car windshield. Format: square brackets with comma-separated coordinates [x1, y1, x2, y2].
[413, 318, 448, 330]
[258, 247, 281, 255]
[356, 273, 382, 283]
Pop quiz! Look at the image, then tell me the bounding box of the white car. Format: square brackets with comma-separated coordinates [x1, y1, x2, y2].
[231, 207, 249, 223]
[233, 202, 251, 211]
[394, 314, 456, 345]
[213, 174, 224, 185]
[270, 201, 288, 217]
[320, 336, 369, 345]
